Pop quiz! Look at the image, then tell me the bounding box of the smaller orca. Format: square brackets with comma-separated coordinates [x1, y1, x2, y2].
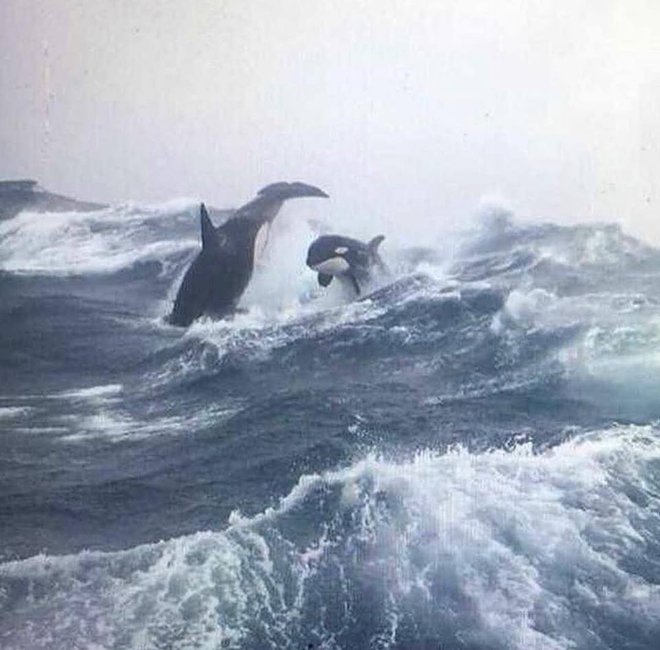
[306, 234, 387, 295]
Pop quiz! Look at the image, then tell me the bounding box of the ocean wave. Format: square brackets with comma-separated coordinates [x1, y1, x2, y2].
[0, 203, 199, 276]
[4, 204, 660, 649]
[149, 276, 505, 388]
[2, 424, 658, 650]
[149, 267, 647, 408]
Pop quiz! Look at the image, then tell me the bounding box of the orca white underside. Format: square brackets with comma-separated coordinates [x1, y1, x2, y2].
[311, 257, 350, 275]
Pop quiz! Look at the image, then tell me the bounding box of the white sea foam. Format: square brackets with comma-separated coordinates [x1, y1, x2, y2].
[150, 277, 394, 386]
[0, 406, 33, 420]
[1, 424, 658, 649]
[152, 270, 498, 389]
[57, 384, 124, 399]
[60, 404, 241, 443]
[0, 203, 198, 275]
[0, 384, 237, 442]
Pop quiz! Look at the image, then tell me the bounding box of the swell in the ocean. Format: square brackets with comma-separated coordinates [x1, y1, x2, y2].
[1, 200, 660, 649]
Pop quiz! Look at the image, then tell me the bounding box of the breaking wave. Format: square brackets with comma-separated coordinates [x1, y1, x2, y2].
[2, 198, 660, 649]
[1, 425, 659, 650]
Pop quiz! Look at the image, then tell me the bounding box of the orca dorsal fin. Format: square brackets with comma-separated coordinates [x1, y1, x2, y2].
[200, 203, 218, 250]
[368, 235, 385, 252]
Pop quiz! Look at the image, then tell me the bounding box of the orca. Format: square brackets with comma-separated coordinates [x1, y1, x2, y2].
[306, 233, 387, 296]
[168, 182, 328, 326]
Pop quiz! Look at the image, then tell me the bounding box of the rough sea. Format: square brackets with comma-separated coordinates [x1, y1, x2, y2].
[1, 198, 659, 650]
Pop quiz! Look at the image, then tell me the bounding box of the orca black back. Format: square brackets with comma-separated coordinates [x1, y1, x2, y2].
[169, 183, 328, 326]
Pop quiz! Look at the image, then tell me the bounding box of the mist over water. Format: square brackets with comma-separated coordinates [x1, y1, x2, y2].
[1, 0, 659, 240]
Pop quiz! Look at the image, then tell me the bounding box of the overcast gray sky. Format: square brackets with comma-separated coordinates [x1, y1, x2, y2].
[1, 1, 659, 241]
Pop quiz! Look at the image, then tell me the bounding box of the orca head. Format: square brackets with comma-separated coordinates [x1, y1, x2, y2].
[306, 236, 352, 275]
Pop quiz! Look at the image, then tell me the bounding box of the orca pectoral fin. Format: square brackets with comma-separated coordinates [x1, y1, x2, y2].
[349, 274, 361, 296]
[318, 273, 333, 287]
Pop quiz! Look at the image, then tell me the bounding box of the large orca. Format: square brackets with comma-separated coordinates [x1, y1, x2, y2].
[306, 233, 387, 296]
[169, 182, 328, 326]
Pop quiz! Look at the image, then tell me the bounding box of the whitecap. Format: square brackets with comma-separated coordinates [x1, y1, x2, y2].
[2, 424, 658, 649]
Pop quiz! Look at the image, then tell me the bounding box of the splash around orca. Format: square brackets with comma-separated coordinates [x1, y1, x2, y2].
[306, 233, 387, 296]
[168, 182, 328, 326]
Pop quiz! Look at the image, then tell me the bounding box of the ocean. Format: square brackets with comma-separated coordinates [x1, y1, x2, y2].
[1, 198, 659, 649]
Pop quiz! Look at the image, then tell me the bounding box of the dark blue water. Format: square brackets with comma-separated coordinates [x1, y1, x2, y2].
[1, 202, 659, 649]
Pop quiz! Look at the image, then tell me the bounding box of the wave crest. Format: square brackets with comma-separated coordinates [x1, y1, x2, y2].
[2, 425, 658, 649]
